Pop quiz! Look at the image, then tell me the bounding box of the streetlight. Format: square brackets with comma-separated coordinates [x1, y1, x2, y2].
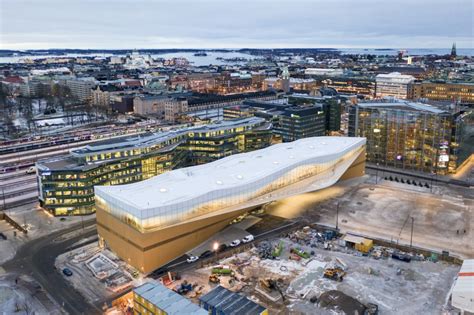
[336, 202, 340, 231]
[213, 242, 219, 260]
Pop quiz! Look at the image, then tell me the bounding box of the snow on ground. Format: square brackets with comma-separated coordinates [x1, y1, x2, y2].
[0, 274, 60, 314]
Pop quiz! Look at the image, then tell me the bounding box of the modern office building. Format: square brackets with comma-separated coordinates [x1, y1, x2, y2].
[36, 117, 272, 216]
[348, 100, 473, 174]
[409, 81, 474, 104]
[275, 105, 326, 142]
[95, 137, 366, 273]
[133, 280, 207, 315]
[375, 72, 415, 99]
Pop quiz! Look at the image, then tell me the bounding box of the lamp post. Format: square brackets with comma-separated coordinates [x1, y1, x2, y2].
[410, 217, 414, 248]
[336, 202, 340, 231]
[213, 242, 219, 260]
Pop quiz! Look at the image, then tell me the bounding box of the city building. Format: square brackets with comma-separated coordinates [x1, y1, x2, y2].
[275, 105, 326, 142]
[133, 280, 207, 315]
[91, 86, 111, 109]
[199, 285, 268, 315]
[375, 72, 415, 99]
[262, 77, 318, 92]
[305, 68, 344, 77]
[94, 137, 366, 272]
[348, 100, 473, 174]
[164, 97, 188, 122]
[36, 117, 272, 215]
[57, 77, 97, 102]
[409, 81, 474, 104]
[321, 77, 375, 98]
[223, 105, 255, 120]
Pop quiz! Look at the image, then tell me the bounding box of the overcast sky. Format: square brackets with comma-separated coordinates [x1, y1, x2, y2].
[0, 0, 472, 50]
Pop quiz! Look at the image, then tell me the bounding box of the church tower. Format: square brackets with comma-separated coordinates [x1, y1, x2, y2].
[450, 42, 457, 59]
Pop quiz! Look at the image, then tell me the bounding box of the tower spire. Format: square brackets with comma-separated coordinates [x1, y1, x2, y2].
[451, 42, 457, 59]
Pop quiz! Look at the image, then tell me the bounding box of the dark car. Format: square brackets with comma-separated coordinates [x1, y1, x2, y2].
[62, 268, 73, 276]
[200, 250, 213, 258]
[217, 244, 228, 253]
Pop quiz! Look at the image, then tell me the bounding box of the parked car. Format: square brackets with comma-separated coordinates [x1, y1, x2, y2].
[62, 268, 73, 276]
[200, 250, 213, 258]
[230, 239, 241, 247]
[241, 235, 254, 243]
[186, 256, 199, 263]
[217, 244, 228, 252]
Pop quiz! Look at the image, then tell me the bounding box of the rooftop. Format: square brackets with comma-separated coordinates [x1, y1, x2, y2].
[95, 136, 365, 214]
[71, 116, 267, 157]
[357, 100, 447, 114]
[199, 285, 266, 315]
[134, 281, 207, 315]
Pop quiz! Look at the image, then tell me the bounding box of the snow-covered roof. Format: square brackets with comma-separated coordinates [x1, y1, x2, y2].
[358, 100, 447, 114]
[375, 72, 415, 83]
[95, 136, 366, 215]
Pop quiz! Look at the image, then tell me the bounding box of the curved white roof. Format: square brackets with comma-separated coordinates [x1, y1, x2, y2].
[95, 136, 365, 216]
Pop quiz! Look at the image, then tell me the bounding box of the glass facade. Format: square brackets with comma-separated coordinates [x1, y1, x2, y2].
[37, 118, 272, 216]
[348, 103, 472, 175]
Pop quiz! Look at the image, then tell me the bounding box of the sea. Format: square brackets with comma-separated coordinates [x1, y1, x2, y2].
[0, 48, 472, 64]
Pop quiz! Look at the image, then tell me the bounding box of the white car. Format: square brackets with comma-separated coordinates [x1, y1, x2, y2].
[242, 235, 254, 243]
[186, 256, 199, 263]
[230, 239, 241, 247]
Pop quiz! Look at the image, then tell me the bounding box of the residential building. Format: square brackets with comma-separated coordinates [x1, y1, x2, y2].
[95, 137, 366, 272]
[348, 100, 473, 174]
[36, 117, 272, 215]
[133, 280, 207, 315]
[57, 77, 97, 102]
[375, 72, 415, 99]
[91, 86, 111, 108]
[164, 97, 188, 122]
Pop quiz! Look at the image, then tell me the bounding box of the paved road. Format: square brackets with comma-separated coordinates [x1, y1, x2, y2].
[2, 219, 102, 315]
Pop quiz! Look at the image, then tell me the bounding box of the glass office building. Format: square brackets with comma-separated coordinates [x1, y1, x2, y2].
[348, 100, 473, 174]
[37, 117, 272, 216]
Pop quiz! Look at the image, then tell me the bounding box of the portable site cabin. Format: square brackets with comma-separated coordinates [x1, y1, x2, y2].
[342, 234, 373, 253]
[452, 259, 474, 314]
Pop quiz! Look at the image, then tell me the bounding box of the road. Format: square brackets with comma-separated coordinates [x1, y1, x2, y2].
[1, 215, 302, 315]
[2, 219, 102, 315]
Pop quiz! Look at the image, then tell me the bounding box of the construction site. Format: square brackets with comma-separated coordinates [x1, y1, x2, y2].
[165, 225, 461, 314]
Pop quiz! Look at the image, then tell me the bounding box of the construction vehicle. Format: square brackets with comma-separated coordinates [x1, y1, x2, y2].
[174, 280, 193, 294]
[259, 278, 286, 301]
[211, 266, 234, 276]
[289, 253, 301, 261]
[208, 274, 220, 284]
[272, 241, 284, 258]
[290, 247, 310, 259]
[323, 267, 346, 282]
